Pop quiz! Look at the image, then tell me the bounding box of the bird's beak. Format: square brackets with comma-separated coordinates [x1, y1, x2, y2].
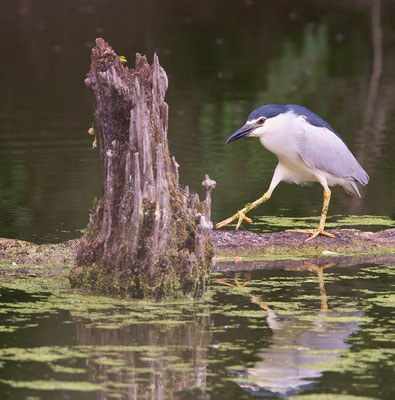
[226, 124, 254, 144]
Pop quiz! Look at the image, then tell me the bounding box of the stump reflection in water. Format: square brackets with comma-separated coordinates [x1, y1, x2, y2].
[75, 313, 211, 399]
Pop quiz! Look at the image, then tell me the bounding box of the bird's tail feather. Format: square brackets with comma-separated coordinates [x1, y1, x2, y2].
[344, 180, 361, 197]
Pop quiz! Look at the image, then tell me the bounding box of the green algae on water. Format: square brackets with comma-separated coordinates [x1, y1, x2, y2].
[252, 214, 395, 231]
[0, 379, 103, 392]
[2, 260, 395, 398]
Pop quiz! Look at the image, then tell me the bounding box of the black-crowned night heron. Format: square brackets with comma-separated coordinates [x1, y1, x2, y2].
[216, 104, 369, 241]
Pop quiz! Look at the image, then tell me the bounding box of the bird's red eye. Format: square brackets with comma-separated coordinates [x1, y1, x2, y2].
[258, 118, 266, 125]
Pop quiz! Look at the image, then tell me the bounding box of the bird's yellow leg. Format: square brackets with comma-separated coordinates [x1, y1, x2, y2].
[215, 191, 272, 230]
[304, 262, 331, 310]
[215, 274, 270, 310]
[287, 188, 335, 242]
[316, 265, 328, 310]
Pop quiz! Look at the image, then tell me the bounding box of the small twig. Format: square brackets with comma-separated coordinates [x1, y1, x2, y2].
[202, 174, 216, 223]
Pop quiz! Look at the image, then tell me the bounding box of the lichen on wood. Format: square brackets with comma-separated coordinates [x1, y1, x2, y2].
[70, 39, 213, 298]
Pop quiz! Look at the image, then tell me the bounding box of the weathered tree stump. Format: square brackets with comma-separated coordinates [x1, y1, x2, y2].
[70, 39, 213, 298]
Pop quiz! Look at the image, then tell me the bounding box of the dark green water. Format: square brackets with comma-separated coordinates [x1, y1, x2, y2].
[1, 1, 395, 399]
[1, 0, 395, 242]
[1, 263, 395, 399]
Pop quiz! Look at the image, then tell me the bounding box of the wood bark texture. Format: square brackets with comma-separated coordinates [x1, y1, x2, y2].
[70, 38, 213, 298]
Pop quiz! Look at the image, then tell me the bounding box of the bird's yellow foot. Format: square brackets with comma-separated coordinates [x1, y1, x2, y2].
[216, 210, 252, 230]
[215, 273, 251, 288]
[286, 228, 335, 242]
[235, 211, 252, 230]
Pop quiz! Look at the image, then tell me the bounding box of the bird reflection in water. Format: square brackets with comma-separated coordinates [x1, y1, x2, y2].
[216, 264, 363, 397]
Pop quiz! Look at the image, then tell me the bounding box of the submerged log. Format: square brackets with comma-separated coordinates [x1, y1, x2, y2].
[1, 229, 395, 268]
[211, 228, 395, 258]
[1, 229, 395, 284]
[69, 39, 213, 298]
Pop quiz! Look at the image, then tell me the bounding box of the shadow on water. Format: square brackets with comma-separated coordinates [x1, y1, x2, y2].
[1, 259, 395, 398]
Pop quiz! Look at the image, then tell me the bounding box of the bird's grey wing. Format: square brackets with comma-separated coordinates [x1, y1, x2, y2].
[296, 123, 369, 185]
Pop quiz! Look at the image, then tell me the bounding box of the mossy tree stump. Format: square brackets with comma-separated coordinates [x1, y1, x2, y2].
[70, 38, 213, 298]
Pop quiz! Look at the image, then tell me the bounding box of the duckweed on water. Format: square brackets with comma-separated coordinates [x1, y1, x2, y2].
[335, 215, 395, 227]
[50, 365, 87, 374]
[2, 263, 395, 398]
[0, 277, 212, 331]
[0, 380, 103, 392]
[290, 395, 375, 400]
[251, 214, 395, 232]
